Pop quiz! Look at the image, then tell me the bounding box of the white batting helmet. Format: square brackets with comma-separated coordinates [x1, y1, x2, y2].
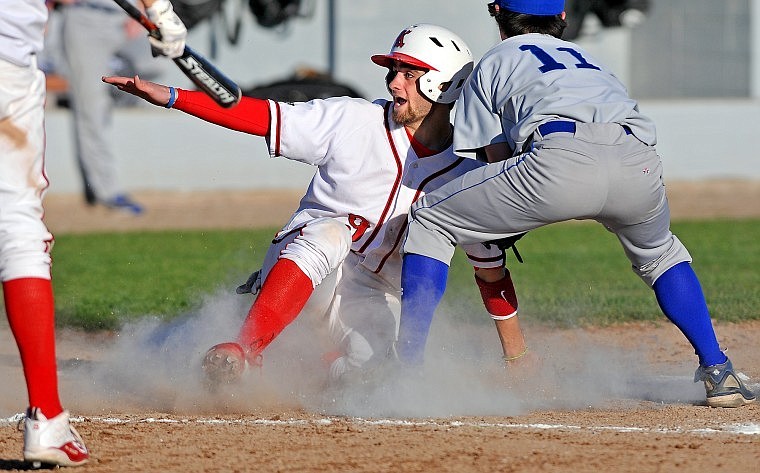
[371, 23, 474, 104]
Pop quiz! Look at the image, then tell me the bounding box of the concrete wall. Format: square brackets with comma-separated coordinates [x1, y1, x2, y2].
[41, 0, 760, 195]
[43, 99, 760, 196]
[43, 107, 316, 195]
[150, 0, 760, 101]
[629, 0, 752, 98]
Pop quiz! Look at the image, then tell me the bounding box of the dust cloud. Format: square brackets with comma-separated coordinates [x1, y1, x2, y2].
[53, 292, 705, 419]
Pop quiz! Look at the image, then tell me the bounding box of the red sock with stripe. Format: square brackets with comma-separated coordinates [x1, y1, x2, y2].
[236, 258, 314, 358]
[2, 278, 63, 417]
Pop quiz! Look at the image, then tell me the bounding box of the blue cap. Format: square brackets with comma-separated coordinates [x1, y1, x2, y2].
[496, 0, 565, 16]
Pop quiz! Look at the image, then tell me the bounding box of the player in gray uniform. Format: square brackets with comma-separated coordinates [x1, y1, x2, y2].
[395, 0, 755, 408]
[57, 0, 185, 213]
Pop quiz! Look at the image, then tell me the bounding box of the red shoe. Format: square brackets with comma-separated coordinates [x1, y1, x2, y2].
[202, 342, 262, 385]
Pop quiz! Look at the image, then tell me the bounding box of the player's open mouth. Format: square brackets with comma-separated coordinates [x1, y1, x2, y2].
[394, 97, 407, 106]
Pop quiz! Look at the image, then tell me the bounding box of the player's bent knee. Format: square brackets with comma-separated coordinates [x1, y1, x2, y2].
[280, 218, 351, 285]
[633, 235, 692, 287]
[402, 219, 457, 264]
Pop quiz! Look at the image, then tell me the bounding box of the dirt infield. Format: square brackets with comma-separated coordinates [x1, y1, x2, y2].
[0, 180, 757, 472]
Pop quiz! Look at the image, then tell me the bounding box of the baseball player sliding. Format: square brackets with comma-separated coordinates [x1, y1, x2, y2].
[396, 0, 756, 408]
[103, 24, 531, 388]
[0, 0, 185, 467]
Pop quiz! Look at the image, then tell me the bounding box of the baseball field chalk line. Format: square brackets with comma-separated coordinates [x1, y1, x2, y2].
[3, 415, 759, 436]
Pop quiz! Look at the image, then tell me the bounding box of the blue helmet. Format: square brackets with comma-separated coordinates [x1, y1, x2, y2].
[494, 0, 565, 16]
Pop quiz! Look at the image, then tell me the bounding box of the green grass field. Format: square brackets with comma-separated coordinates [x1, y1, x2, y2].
[49, 219, 760, 331]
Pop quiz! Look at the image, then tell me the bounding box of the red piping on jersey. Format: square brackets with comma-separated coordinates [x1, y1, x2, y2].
[273, 101, 282, 156]
[371, 156, 467, 274]
[357, 102, 404, 254]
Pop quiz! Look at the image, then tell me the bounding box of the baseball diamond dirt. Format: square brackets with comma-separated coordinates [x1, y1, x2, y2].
[0, 180, 758, 472]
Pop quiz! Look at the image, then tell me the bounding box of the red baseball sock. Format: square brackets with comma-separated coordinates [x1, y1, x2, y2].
[2, 278, 63, 417]
[236, 259, 314, 357]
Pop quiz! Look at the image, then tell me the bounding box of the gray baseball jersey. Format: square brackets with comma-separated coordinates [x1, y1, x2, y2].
[454, 33, 656, 155]
[403, 33, 691, 286]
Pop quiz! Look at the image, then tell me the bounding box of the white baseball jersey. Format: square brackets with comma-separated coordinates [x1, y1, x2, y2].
[267, 97, 502, 289]
[0, 0, 48, 67]
[255, 96, 503, 380]
[454, 33, 657, 156]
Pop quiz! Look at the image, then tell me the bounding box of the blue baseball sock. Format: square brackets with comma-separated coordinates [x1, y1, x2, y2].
[653, 261, 726, 367]
[397, 254, 449, 365]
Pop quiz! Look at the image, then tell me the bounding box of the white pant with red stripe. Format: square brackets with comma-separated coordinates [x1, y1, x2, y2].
[258, 217, 398, 383]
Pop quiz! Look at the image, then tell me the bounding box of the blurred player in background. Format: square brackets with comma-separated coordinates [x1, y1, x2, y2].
[52, 0, 187, 214]
[395, 0, 755, 408]
[0, 0, 186, 467]
[103, 23, 532, 390]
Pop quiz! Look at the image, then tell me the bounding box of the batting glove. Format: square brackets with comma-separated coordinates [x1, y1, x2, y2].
[145, 0, 188, 59]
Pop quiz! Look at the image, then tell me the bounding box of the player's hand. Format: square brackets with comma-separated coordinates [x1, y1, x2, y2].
[145, 0, 187, 59]
[102, 75, 172, 108]
[502, 348, 548, 396]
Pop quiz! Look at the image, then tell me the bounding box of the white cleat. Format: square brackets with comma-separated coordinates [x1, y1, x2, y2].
[21, 407, 89, 468]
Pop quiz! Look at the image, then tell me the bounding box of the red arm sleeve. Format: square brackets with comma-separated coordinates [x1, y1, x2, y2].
[172, 89, 270, 136]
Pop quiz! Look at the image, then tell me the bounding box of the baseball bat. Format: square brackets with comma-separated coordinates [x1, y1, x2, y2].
[111, 0, 242, 108]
